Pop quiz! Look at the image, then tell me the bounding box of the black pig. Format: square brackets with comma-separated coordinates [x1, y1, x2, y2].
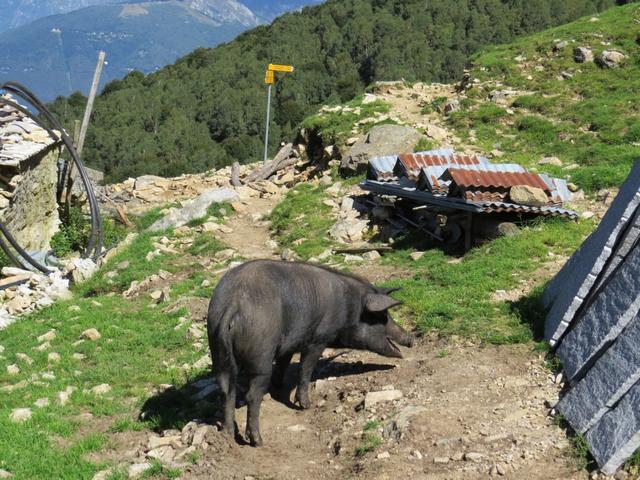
[207, 259, 413, 446]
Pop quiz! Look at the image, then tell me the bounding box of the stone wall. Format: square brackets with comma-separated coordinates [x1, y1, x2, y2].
[0, 143, 61, 252]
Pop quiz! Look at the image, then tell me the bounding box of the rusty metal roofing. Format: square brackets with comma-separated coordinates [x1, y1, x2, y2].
[443, 168, 551, 192]
[368, 155, 399, 182]
[396, 153, 489, 180]
[419, 163, 528, 193]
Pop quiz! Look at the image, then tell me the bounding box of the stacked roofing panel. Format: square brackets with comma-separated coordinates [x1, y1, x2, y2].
[363, 149, 577, 219]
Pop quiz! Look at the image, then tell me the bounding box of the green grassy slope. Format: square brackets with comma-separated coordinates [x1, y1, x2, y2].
[447, 2, 640, 192]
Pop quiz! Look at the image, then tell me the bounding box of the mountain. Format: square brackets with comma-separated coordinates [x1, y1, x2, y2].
[0, 0, 112, 33]
[0, 0, 262, 33]
[240, 0, 325, 22]
[47, 0, 627, 183]
[0, 1, 260, 101]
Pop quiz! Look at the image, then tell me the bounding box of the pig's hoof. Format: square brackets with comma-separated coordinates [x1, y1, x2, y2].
[295, 392, 311, 409]
[247, 432, 263, 447]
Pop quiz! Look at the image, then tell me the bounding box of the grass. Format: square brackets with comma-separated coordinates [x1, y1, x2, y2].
[0, 206, 233, 479]
[269, 183, 336, 259]
[300, 95, 391, 145]
[446, 3, 640, 193]
[356, 419, 383, 456]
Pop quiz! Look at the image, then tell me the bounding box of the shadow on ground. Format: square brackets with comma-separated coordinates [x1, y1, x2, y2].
[138, 352, 395, 432]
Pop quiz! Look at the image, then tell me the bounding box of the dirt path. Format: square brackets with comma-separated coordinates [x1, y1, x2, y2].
[218, 196, 280, 260]
[176, 195, 582, 479]
[180, 340, 581, 480]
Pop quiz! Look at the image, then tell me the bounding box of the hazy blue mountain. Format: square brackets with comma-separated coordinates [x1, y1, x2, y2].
[0, 0, 114, 32]
[240, 0, 324, 22]
[0, 1, 258, 100]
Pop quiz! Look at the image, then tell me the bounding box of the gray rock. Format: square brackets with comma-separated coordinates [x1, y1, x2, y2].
[364, 389, 402, 409]
[558, 243, 640, 381]
[128, 462, 152, 479]
[9, 407, 32, 423]
[539, 156, 563, 167]
[543, 162, 640, 346]
[0, 469, 12, 478]
[585, 381, 640, 475]
[509, 185, 549, 207]
[340, 125, 422, 175]
[596, 50, 627, 69]
[558, 314, 640, 433]
[148, 188, 239, 231]
[574, 47, 594, 63]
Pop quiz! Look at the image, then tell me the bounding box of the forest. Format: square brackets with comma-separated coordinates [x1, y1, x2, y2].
[49, 0, 630, 182]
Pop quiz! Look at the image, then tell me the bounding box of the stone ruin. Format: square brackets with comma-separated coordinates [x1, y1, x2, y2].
[543, 161, 640, 474]
[0, 94, 62, 254]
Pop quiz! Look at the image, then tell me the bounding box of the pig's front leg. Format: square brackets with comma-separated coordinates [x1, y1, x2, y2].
[295, 344, 325, 409]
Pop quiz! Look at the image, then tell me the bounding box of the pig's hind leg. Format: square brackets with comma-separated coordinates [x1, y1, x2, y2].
[245, 372, 271, 446]
[295, 344, 325, 409]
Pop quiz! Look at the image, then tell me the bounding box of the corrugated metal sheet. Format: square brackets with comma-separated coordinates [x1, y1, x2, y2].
[540, 173, 573, 203]
[368, 155, 399, 182]
[443, 168, 551, 192]
[395, 153, 488, 180]
[419, 163, 528, 193]
[360, 180, 578, 219]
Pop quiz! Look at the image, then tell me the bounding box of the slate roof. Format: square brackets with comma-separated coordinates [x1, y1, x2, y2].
[0, 94, 57, 167]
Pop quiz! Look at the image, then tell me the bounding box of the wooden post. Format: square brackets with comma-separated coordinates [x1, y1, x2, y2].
[72, 119, 81, 147]
[77, 51, 106, 157]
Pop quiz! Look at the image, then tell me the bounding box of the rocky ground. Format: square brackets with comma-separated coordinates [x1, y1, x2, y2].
[79, 195, 588, 480]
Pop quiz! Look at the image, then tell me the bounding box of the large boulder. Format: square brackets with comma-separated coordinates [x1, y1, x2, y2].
[148, 188, 239, 231]
[340, 125, 422, 176]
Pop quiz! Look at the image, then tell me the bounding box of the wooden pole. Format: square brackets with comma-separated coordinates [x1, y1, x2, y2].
[77, 51, 106, 157]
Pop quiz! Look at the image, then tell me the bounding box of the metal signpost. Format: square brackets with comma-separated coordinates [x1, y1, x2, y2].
[263, 63, 294, 164]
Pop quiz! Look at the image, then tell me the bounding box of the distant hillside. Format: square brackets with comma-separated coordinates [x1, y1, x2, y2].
[49, 0, 627, 182]
[241, 0, 324, 22]
[0, 0, 111, 33]
[0, 1, 256, 101]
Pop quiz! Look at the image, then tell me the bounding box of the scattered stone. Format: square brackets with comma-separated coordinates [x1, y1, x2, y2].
[68, 305, 81, 312]
[191, 424, 215, 446]
[497, 222, 519, 237]
[148, 435, 182, 450]
[9, 408, 32, 423]
[410, 251, 425, 261]
[0, 470, 12, 479]
[596, 50, 627, 69]
[72, 353, 86, 360]
[412, 450, 423, 460]
[377, 451, 391, 459]
[364, 390, 403, 409]
[128, 463, 153, 479]
[464, 452, 485, 462]
[146, 446, 176, 464]
[581, 211, 595, 220]
[363, 251, 381, 261]
[574, 47, 594, 63]
[91, 384, 112, 395]
[81, 328, 101, 341]
[568, 183, 579, 193]
[37, 329, 56, 343]
[539, 156, 563, 167]
[34, 398, 49, 408]
[15, 353, 33, 365]
[344, 254, 364, 263]
[287, 424, 307, 432]
[434, 457, 450, 464]
[6, 364, 19, 375]
[117, 261, 130, 270]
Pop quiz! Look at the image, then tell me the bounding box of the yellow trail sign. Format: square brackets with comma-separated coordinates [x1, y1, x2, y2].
[268, 63, 295, 73]
[264, 70, 275, 84]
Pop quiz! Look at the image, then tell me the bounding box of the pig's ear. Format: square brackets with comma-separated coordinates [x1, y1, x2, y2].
[365, 294, 402, 312]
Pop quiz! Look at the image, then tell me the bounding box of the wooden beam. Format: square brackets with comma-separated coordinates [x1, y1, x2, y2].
[77, 51, 106, 157]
